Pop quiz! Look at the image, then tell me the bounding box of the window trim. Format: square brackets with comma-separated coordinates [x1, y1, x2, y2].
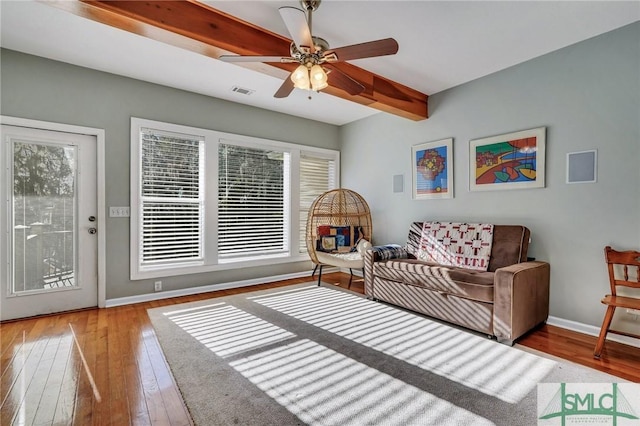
[130, 117, 339, 280]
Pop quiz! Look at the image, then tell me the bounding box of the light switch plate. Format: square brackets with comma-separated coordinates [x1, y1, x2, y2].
[109, 206, 130, 217]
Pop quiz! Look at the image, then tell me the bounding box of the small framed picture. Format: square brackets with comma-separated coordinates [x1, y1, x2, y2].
[321, 236, 337, 251]
[412, 138, 454, 200]
[470, 127, 546, 191]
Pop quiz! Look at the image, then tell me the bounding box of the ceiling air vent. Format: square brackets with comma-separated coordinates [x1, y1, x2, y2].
[231, 86, 255, 96]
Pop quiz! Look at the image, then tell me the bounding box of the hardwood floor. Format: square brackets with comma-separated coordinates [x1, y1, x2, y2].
[1, 272, 639, 425]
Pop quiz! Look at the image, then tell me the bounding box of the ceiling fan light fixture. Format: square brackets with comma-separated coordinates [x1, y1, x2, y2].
[291, 64, 311, 89]
[221, 1, 401, 101]
[310, 64, 328, 91]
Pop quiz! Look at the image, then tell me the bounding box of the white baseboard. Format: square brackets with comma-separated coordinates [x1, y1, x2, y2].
[105, 268, 337, 308]
[547, 315, 640, 349]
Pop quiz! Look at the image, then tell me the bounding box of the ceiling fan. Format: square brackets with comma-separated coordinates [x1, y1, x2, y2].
[219, 0, 399, 98]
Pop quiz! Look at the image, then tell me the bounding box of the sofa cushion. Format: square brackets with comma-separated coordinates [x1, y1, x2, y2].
[488, 225, 530, 271]
[373, 259, 495, 303]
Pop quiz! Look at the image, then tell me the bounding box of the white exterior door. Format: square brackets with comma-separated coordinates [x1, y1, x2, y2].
[1, 125, 98, 320]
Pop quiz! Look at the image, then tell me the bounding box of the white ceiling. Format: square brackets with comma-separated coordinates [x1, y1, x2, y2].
[1, 1, 639, 125]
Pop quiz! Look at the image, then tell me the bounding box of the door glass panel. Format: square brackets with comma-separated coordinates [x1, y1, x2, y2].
[12, 140, 77, 294]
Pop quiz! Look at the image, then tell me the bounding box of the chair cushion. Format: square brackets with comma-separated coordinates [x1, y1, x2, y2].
[316, 251, 364, 268]
[373, 259, 495, 303]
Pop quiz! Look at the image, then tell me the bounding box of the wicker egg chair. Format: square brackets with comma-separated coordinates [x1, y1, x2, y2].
[306, 188, 373, 287]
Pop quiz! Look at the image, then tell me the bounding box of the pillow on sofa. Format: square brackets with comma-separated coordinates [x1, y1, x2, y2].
[371, 244, 408, 260]
[417, 222, 494, 271]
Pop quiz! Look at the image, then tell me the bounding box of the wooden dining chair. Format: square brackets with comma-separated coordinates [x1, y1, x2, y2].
[593, 246, 640, 358]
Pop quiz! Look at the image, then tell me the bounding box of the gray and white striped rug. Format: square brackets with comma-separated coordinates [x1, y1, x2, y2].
[148, 283, 627, 426]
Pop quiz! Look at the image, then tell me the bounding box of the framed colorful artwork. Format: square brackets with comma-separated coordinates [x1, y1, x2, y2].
[469, 127, 546, 192]
[412, 138, 454, 200]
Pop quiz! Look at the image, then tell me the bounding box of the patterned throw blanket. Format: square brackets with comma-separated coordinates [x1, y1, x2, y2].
[416, 222, 494, 271]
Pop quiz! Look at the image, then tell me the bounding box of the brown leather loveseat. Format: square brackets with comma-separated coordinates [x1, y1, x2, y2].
[364, 222, 550, 345]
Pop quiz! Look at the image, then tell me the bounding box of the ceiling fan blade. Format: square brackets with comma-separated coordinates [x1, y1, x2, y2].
[279, 6, 314, 53]
[324, 64, 365, 96]
[219, 55, 295, 63]
[274, 76, 295, 98]
[324, 38, 399, 62]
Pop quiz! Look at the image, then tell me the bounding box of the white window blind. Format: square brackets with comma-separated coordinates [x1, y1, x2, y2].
[299, 155, 336, 253]
[218, 143, 290, 258]
[140, 128, 203, 265]
[131, 117, 339, 279]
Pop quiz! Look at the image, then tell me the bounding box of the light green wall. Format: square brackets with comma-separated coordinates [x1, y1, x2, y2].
[1, 49, 340, 299]
[340, 22, 640, 331]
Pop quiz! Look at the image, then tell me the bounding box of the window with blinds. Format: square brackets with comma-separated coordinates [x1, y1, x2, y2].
[218, 143, 290, 258]
[140, 128, 204, 265]
[299, 155, 336, 253]
[131, 117, 339, 279]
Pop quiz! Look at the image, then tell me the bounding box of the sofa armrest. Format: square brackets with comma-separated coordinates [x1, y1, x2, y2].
[493, 261, 550, 345]
[364, 245, 409, 297]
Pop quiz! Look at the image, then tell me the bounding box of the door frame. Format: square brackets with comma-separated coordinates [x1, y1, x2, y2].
[1, 115, 106, 309]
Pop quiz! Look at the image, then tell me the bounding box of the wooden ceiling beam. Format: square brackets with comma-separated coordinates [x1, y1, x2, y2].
[47, 0, 428, 121]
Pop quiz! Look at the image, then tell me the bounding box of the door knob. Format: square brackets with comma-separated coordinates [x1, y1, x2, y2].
[88, 228, 97, 234]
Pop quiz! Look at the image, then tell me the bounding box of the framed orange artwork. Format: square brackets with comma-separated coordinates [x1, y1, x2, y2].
[470, 127, 546, 192]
